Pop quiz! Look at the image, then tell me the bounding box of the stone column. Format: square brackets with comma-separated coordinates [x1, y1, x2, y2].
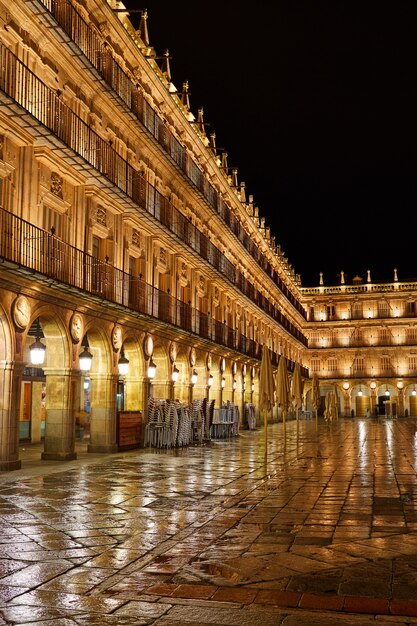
[344, 390, 351, 418]
[0, 360, 24, 471]
[42, 368, 76, 461]
[398, 388, 404, 417]
[31, 381, 44, 443]
[87, 372, 118, 453]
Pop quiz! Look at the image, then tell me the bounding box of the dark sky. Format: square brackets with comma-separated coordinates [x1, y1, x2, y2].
[123, 1, 416, 287]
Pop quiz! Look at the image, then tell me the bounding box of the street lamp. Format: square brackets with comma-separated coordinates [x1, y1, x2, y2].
[170, 364, 179, 400]
[172, 364, 179, 383]
[117, 347, 129, 376]
[29, 320, 46, 365]
[147, 357, 156, 380]
[79, 337, 93, 372]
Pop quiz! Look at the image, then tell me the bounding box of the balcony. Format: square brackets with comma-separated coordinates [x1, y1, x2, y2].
[0, 206, 309, 377]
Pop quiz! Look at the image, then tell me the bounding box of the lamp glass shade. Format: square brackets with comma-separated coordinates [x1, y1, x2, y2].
[79, 346, 93, 371]
[172, 366, 179, 383]
[208, 374, 213, 387]
[191, 370, 198, 385]
[232, 380, 237, 390]
[29, 339, 46, 365]
[221, 377, 225, 388]
[118, 354, 129, 376]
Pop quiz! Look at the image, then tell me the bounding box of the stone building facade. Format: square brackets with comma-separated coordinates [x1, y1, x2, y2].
[0, 0, 414, 470]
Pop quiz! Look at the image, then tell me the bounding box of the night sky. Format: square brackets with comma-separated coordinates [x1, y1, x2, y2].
[122, 1, 416, 287]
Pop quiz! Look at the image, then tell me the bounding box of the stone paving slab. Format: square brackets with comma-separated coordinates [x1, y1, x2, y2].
[2, 418, 417, 624]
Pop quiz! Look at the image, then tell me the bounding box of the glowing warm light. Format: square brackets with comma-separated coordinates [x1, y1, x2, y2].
[147, 358, 156, 379]
[79, 345, 93, 371]
[117, 348, 129, 376]
[30, 338, 46, 365]
[191, 369, 198, 385]
[208, 374, 213, 387]
[171, 365, 179, 383]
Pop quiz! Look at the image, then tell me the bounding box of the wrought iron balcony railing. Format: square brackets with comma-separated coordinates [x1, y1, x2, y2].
[0, 41, 307, 346]
[0, 206, 309, 377]
[34, 0, 307, 319]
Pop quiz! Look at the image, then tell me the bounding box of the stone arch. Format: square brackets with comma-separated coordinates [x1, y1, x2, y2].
[26, 304, 75, 461]
[81, 322, 117, 454]
[0, 299, 21, 470]
[172, 346, 190, 404]
[191, 352, 206, 402]
[119, 331, 145, 412]
[151, 341, 169, 401]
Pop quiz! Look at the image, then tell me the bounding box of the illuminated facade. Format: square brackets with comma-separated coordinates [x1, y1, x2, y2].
[0, 1, 415, 471]
[300, 273, 417, 420]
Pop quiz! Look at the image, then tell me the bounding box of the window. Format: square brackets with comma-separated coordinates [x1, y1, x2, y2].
[380, 356, 391, 372]
[378, 301, 390, 317]
[379, 328, 390, 344]
[409, 357, 417, 373]
[310, 359, 320, 373]
[407, 328, 417, 344]
[407, 301, 416, 315]
[327, 358, 338, 373]
[352, 358, 364, 373]
[43, 206, 64, 239]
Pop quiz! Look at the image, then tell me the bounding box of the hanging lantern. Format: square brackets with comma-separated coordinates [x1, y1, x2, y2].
[29, 319, 46, 365]
[118, 347, 129, 376]
[79, 337, 93, 372]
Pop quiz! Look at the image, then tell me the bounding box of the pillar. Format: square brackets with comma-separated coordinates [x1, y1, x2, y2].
[31, 380, 43, 443]
[42, 368, 77, 461]
[87, 372, 118, 454]
[0, 361, 24, 471]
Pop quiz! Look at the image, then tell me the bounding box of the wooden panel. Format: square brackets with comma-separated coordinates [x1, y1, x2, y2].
[355, 395, 370, 417]
[117, 411, 143, 451]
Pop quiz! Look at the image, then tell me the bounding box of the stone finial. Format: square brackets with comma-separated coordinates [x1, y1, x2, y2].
[181, 80, 190, 110]
[340, 270, 345, 284]
[196, 107, 206, 136]
[319, 272, 324, 285]
[209, 132, 217, 153]
[221, 151, 228, 170]
[231, 168, 238, 188]
[394, 268, 398, 282]
[161, 49, 171, 82]
[367, 269, 371, 283]
[136, 9, 150, 46]
[239, 181, 246, 203]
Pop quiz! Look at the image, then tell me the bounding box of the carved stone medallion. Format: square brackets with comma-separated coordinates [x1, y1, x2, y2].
[112, 324, 123, 351]
[69, 313, 83, 343]
[12, 295, 31, 331]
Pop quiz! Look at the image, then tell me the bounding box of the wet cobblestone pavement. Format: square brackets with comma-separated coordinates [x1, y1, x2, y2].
[2, 418, 417, 624]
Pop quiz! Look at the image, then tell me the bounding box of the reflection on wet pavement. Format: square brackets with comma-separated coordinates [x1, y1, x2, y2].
[1, 419, 417, 624]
